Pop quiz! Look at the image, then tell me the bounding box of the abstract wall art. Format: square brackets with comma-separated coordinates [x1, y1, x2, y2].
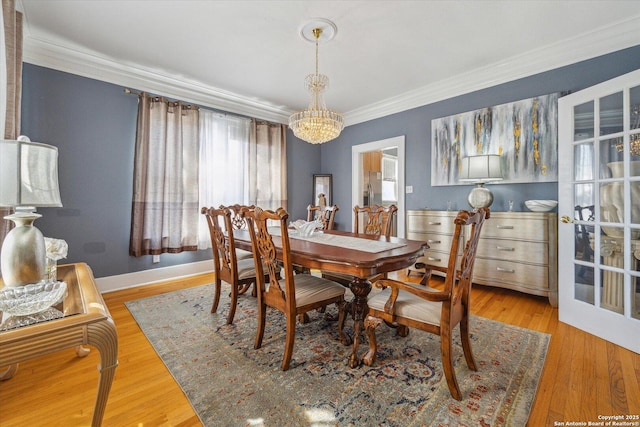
[431, 93, 559, 186]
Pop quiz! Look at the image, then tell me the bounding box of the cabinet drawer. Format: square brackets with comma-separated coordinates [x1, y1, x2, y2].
[416, 251, 459, 270]
[473, 259, 549, 290]
[407, 232, 455, 252]
[476, 239, 548, 265]
[482, 218, 549, 241]
[407, 213, 456, 234]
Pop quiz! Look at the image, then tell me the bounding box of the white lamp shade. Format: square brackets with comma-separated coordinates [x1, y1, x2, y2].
[459, 154, 503, 183]
[0, 138, 62, 208]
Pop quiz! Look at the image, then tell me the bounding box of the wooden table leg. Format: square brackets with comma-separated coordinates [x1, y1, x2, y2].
[87, 319, 118, 427]
[0, 363, 18, 380]
[347, 277, 372, 368]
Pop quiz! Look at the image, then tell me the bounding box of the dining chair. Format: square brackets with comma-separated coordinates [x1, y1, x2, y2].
[362, 208, 489, 400]
[242, 206, 347, 371]
[354, 204, 397, 237]
[225, 204, 256, 260]
[306, 204, 339, 230]
[201, 206, 264, 325]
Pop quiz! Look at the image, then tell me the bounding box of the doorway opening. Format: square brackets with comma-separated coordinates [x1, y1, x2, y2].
[351, 136, 405, 237]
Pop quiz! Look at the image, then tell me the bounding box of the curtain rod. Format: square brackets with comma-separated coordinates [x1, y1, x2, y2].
[123, 88, 280, 125]
[124, 88, 199, 110]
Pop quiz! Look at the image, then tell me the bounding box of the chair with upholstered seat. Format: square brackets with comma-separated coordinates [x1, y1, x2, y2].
[243, 206, 347, 371]
[362, 208, 490, 400]
[202, 206, 263, 325]
[307, 204, 339, 230]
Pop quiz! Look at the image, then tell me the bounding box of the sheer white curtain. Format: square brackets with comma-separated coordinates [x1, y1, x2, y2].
[197, 110, 251, 249]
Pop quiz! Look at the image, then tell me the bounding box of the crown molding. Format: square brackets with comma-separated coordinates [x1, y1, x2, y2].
[344, 15, 640, 126]
[22, 38, 294, 124]
[23, 15, 640, 127]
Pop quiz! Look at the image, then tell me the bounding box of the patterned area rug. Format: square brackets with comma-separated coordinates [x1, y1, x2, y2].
[126, 284, 549, 426]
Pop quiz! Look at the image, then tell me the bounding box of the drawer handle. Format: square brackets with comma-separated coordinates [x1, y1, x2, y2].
[428, 222, 442, 225]
[496, 246, 515, 251]
[427, 256, 441, 262]
[496, 267, 515, 273]
[496, 225, 514, 229]
[427, 239, 441, 244]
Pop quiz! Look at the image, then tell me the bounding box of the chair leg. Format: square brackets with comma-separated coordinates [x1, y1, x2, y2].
[254, 301, 266, 350]
[227, 283, 239, 325]
[298, 313, 310, 324]
[440, 330, 462, 401]
[460, 310, 477, 371]
[211, 278, 221, 313]
[362, 316, 382, 366]
[337, 301, 352, 346]
[336, 300, 350, 345]
[281, 313, 296, 371]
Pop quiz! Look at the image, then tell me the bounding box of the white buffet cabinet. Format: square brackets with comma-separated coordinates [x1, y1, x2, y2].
[407, 210, 558, 306]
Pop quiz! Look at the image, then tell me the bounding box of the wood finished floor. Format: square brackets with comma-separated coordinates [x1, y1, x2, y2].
[1, 271, 639, 426]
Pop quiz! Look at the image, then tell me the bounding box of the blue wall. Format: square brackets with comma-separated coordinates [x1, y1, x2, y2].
[314, 45, 640, 228]
[21, 45, 640, 278]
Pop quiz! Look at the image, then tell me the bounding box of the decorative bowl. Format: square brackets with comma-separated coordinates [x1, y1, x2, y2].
[0, 281, 67, 316]
[291, 219, 323, 238]
[524, 200, 558, 212]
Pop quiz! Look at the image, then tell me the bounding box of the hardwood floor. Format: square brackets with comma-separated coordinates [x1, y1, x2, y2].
[1, 271, 638, 426]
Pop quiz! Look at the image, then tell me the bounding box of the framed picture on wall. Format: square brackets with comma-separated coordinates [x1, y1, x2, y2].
[431, 92, 559, 186]
[313, 174, 332, 207]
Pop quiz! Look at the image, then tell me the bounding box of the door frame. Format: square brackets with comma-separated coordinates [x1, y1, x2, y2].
[351, 136, 405, 237]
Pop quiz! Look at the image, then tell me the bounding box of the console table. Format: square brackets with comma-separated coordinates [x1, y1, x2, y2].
[0, 263, 118, 426]
[407, 210, 558, 306]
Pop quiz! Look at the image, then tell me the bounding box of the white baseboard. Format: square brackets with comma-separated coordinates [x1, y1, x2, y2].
[96, 260, 213, 293]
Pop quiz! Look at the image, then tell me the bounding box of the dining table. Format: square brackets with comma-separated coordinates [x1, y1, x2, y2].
[232, 228, 428, 368]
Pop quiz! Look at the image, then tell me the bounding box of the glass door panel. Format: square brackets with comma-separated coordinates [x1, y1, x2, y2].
[599, 138, 624, 178]
[575, 265, 594, 305]
[601, 269, 624, 314]
[574, 101, 594, 140]
[599, 92, 623, 136]
[573, 143, 594, 180]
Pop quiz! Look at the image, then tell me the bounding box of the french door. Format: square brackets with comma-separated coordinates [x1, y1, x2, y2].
[558, 69, 640, 354]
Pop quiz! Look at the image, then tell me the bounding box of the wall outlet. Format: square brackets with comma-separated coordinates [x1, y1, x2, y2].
[406, 185, 413, 193]
[152, 254, 160, 264]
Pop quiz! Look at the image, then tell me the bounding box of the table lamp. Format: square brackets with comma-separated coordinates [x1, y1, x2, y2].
[0, 136, 62, 286]
[459, 154, 503, 209]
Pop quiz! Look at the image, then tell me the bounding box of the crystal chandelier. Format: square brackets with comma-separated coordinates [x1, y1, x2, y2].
[289, 23, 344, 145]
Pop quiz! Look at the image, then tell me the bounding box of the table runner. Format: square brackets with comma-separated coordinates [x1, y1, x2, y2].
[268, 227, 407, 253]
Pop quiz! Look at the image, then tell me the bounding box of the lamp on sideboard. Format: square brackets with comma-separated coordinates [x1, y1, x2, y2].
[459, 154, 503, 209]
[0, 136, 62, 286]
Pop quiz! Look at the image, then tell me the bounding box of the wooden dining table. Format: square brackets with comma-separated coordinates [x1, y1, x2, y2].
[233, 228, 427, 367]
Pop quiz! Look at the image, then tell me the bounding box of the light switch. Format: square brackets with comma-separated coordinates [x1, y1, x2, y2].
[406, 185, 413, 193]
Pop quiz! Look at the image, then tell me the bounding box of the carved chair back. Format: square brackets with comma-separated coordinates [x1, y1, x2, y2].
[353, 204, 397, 238]
[226, 204, 255, 230]
[306, 204, 339, 230]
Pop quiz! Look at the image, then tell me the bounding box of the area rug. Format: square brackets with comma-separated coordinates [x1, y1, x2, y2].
[126, 284, 550, 426]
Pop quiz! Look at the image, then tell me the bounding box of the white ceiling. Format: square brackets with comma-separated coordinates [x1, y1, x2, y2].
[18, 0, 640, 126]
